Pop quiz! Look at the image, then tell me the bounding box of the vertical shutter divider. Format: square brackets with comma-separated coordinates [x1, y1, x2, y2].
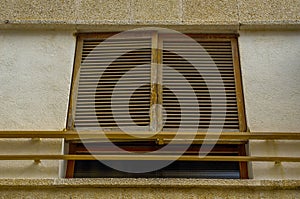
[150, 32, 159, 133]
[157, 35, 163, 134]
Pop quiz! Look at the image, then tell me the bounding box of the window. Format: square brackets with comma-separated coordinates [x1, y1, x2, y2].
[66, 31, 248, 179]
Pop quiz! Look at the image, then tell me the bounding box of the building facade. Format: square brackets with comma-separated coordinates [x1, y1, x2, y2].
[0, 0, 300, 198]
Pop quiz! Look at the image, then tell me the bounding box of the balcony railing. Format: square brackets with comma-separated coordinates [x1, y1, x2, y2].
[0, 131, 299, 163]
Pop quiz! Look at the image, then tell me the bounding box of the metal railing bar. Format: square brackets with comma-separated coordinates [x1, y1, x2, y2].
[0, 131, 299, 140]
[0, 154, 299, 162]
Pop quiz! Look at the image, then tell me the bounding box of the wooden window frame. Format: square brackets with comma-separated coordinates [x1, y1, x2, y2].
[66, 32, 248, 179]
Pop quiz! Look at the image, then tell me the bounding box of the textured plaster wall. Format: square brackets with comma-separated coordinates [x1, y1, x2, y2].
[0, 30, 75, 178]
[0, 0, 299, 31]
[0, 187, 299, 199]
[0, 179, 299, 198]
[0, 30, 75, 130]
[239, 31, 300, 179]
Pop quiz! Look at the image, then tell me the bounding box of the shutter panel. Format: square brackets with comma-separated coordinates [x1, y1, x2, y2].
[71, 33, 243, 132]
[161, 38, 239, 131]
[74, 36, 152, 129]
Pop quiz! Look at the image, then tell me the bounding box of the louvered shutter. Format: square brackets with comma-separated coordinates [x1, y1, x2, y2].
[74, 33, 152, 130]
[70, 33, 245, 133]
[161, 35, 241, 131]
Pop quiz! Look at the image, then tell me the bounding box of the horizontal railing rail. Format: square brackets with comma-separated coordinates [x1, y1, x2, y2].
[0, 154, 299, 162]
[0, 130, 300, 140]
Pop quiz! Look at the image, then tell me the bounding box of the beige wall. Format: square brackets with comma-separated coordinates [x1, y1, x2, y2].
[239, 31, 300, 179]
[0, 30, 75, 178]
[0, 30, 75, 130]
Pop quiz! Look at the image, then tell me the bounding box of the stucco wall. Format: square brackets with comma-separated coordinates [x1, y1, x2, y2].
[0, 30, 75, 130]
[0, 179, 299, 199]
[0, 30, 75, 178]
[0, 0, 299, 30]
[239, 31, 300, 179]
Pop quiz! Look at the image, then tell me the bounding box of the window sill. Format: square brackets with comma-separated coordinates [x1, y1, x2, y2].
[0, 178, 299, 190]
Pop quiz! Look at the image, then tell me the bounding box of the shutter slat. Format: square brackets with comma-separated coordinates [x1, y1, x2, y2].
[76, 107, 149, 111]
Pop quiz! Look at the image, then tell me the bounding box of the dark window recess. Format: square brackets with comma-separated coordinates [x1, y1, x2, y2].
[74, 160, 240, 179]
[68, 142, 243, 179]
